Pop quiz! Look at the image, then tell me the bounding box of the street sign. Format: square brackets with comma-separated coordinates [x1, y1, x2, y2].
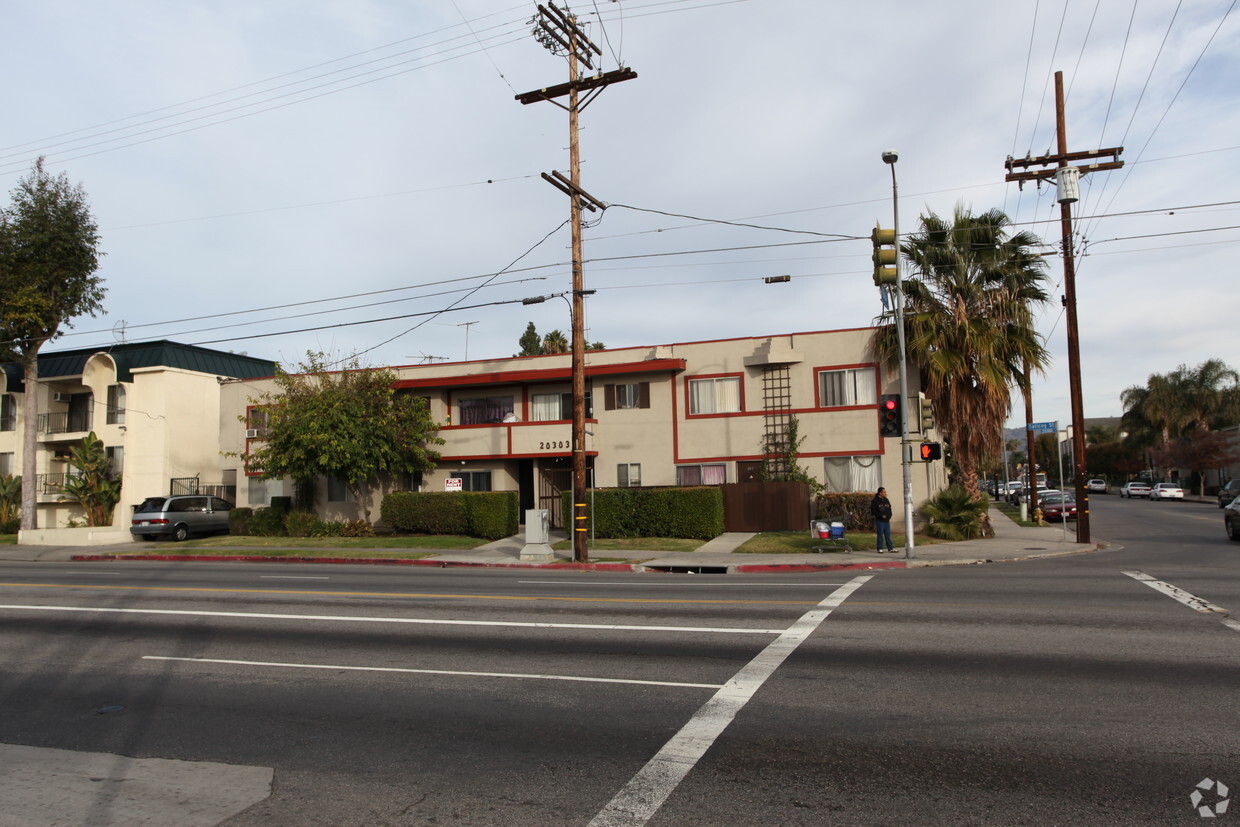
[1029, 421, 1057, 434]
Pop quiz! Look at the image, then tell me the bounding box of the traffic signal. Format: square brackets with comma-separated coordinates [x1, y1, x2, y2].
[919, 397, 935, 432]
[919, 442, 942, 461]
[878, 394, 902, 437]
[871, 226, 898, 286]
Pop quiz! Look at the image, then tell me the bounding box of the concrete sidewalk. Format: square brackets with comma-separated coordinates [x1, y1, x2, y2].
[0, 504, 1103, 572]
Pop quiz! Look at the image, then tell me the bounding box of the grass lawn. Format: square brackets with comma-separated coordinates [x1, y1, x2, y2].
[551, 537, 704, 553]
[737, 529, 947, 554]
[0, 534, 16, 545]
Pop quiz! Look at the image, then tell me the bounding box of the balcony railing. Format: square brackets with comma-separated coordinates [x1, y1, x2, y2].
[37, 409, 94, 436]
[35, 472, 84, 498]
[170, 476, 236, 502]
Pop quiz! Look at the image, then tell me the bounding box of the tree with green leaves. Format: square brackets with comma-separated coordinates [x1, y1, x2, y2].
[57, 431, 121, 527]
[541, 329, 569, 354]
[0, 474, 21, 533]
[871, 205, 1050, 505]
[517, 322, 543, 357]
[0, 159, 105, 530]
[246, 352, 444, 523]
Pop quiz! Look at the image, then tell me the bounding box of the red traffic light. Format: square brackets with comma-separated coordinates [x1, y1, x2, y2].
[883, 398, 897, 411]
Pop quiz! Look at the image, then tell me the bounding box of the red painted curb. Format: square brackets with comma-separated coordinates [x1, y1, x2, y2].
[734, 560, 907, 573]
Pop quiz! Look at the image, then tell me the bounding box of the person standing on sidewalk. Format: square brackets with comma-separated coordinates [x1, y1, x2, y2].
[871, 487, 895, 553]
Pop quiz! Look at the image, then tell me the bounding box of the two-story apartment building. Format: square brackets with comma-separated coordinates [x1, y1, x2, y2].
[219, 326, 947, 528]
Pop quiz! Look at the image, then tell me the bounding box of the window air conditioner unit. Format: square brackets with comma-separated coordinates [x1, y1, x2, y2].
[52, 392, 72, 403]
[246, 429, 262, 439]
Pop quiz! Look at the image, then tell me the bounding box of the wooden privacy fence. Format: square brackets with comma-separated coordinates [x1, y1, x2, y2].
[720, 481, 811, 532]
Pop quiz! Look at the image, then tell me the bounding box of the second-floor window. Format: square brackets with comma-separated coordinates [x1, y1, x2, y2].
[819, 367, 876, 407]
[106, 385, 126, 425]
[459, 396, 514, 425]
[0, 395, 15, 431]
[605, 382, 650, 410]
[532, 392, 571, 422]
[688, 377, 740, 415]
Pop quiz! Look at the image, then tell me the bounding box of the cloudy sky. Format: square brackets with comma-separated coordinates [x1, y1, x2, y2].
[4, 0, 1237, 429]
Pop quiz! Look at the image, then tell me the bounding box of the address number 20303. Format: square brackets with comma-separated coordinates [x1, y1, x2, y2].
[539, 440, 570, 450]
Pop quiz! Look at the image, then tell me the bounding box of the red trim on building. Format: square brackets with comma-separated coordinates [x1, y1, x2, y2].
[391, 358, 686, 390]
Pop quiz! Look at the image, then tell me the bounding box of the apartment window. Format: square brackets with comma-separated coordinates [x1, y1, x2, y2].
[0, 452, 13, 476]
[617, 463, 641, 487]
[459, 396, 514, 425]
[0, 395, 15, 431]
[532, 392, 571, 422]
[688, 377, 741, 415]
[105, 385, 126, 425]
[247, 407, 270, 432]
[819, 367, 876, 408]
[823, 456, 881, 493]
[677, 464, 726, 486]
[398, 470, 423, 491]
[458, 471, 492, 492]
[327, 476, 354, 503]
[106, 446, 124, 479]
[605, 382, 650, 410]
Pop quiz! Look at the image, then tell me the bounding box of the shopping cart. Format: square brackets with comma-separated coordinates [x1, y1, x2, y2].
[809, 518, 849, 553]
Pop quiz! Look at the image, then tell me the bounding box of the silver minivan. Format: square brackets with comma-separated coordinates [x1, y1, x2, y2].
[130, 495, 233, 542]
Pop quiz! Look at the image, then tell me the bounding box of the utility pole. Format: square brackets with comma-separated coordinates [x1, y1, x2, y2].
[1005, 70, 1122, 544]
[517, 2, 635, 563]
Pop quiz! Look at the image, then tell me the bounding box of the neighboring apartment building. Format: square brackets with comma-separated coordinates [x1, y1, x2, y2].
[219, 326, 947, 527]
[0, 341, 275, 531]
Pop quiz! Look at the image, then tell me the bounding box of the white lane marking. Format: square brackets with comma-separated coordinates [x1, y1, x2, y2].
[62, 571, 125, 575]
[589, 575, 873, 827]
[143, 656, 725, 690]
[0, 604, 784, 635]
[259, 576, 330, 580]
[1123, 571, 1232, 614]
[518, 580, 853, 587]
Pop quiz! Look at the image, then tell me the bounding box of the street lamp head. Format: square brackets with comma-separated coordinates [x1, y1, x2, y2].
[881, 149, 899, 165]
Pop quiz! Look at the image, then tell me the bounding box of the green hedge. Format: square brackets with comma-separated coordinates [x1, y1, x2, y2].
[381, 491, 518, 540]
[562, 487, 724, 540]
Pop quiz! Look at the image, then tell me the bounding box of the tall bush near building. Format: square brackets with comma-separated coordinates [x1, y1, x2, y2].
[0, 159, 106, 530]
[57, 431, 121, 526]
[246, 352, 444, 524]
[0, 474, 21, 532]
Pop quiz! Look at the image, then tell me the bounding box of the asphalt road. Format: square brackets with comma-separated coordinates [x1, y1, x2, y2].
[0, 495, 1236, 825]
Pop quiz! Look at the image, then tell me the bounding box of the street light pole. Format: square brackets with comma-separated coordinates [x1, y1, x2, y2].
[883, 149, 916, 560]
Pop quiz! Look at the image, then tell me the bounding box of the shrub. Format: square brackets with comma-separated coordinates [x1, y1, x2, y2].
[0, 517, 18, 534]
[380, 491, 517, 539]
[564, 487, 724, 540]
[269, 496, 293, 514]
[249, 506, 287, 537]
[283, 510, 318, 538]
[229, 507, 254, 535]
[340, 519, 374, 537]
[920, 485, 990, 540]
[308, 520, 345, 537]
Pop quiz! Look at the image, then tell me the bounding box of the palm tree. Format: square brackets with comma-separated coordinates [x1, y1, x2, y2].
[541, 330, 569, 354]
[871, 204, 1051, 502]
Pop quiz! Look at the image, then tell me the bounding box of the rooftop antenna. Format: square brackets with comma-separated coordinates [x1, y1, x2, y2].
[457, 321, 479, 360]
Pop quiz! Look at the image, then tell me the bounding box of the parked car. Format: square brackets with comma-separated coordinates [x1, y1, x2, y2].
[1040, 493, 1077, 522]
[1119, 481, 1151, 499]
[130, 495, 234, 541]
[1217, 479, 1240, 508]
[1148, 482, 1184, 502]
[1226, 497, 1240, 541]
[1087, 479, 1109, 494]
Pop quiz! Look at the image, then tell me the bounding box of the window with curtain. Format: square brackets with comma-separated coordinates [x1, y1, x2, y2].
[677, 464, 727, 486]
[459, 396, 514, 425]
[819, 367, 876, 407]
[0, 452, 13, 476]
[327, 476, 354, 503]
[105, 385, 126, 425]
[688, 377, 740, 415]
[617, 463, 641, 487]
[823, 455, 881, 493]
[532, 392, 570, 422]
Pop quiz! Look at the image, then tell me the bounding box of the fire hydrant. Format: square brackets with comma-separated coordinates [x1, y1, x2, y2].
[1033, 507, 1046, 526]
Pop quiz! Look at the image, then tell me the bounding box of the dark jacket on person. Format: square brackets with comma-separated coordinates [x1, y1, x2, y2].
[871, 495, 893, 523]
